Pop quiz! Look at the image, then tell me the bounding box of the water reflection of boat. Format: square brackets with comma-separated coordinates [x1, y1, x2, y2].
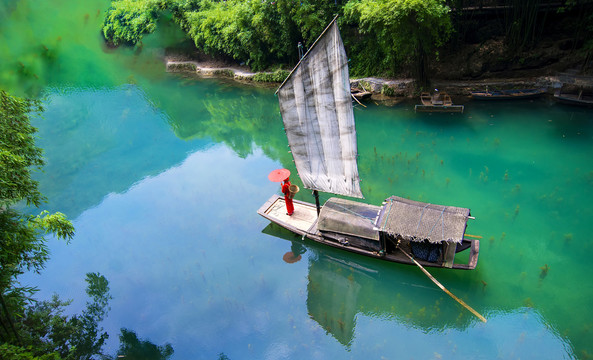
[262, 224, 476, 346]
[306, 249, 477, 346]
[258, 17, 479, 270]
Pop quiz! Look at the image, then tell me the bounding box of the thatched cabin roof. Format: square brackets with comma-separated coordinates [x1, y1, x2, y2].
[376, 196, 470, 244]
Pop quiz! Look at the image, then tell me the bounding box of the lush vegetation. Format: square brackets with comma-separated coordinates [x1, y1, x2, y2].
[344, 0, 452, 86]
[104, 0, 342, 71]
[0, 91, 75, 325]
[0, 91, 174, 359]
[102, 0, 165, 46]
[102, 0, 593, 83]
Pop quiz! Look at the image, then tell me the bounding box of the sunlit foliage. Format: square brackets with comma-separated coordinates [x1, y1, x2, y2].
[102, 0, 166, 46]
[344, 0, 452, 84]
[102, 0, 341, 70]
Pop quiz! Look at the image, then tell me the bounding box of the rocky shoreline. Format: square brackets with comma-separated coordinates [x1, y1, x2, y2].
[166, 59, 593, 103]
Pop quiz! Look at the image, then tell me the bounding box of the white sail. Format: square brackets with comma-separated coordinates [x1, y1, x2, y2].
[277, 19, 363, 198]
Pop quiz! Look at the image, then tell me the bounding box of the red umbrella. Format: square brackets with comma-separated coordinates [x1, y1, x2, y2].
[268, 168, 290, 182]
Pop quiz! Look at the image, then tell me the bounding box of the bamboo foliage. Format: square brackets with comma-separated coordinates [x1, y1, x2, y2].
[343, 0, 453, 84]
[504, 0, 552, 52]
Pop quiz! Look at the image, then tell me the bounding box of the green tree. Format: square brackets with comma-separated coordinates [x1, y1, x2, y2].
[0, 90, 45, 207]
[0, 90, 74, 352]
[102, 0, 166, 46]
[103, 0, 340, 70]
[344, 0, 452, 86]
[0, 344, 61, 360]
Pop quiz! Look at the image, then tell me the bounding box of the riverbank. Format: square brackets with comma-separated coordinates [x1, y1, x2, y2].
[165, 57, 593, 104]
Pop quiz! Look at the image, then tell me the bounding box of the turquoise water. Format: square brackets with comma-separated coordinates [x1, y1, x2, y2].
[2, 1, 593, 359]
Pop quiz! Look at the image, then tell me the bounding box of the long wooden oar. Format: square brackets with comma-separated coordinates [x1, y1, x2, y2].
[464, 234, 483, 239]
[399, 248, 487, 323]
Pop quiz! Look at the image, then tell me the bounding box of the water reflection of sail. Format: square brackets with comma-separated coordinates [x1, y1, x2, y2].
[306, 254, 366, 347]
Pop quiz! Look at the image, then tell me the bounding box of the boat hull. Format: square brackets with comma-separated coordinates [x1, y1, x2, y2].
[553, 93, 593, 107]
[470, 88, 546, 100]
[258, 194, 479, 270]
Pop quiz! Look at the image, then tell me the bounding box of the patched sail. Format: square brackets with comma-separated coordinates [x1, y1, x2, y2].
[277, 19, 363, 198]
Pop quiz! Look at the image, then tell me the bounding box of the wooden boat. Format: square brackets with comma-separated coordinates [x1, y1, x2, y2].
[553, 88, 593, 107]
[470, 88, 546, 100]
[258, 195, 479, 269]
[415, 92, 464, 113]
[258, 17, 479, 270]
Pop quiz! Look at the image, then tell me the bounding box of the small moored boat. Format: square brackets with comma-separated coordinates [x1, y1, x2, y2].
[415, 91, 464, 113]
[553, 87, 593, 107]
[470, 88, 546, 100]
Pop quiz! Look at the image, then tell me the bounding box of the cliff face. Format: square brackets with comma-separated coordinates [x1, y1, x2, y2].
[432, 36, 590, 81]
[430, 4, 592, 81]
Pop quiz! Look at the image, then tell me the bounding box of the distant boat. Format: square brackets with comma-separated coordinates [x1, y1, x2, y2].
[415, 91, 464, 113]
[470, 88, 546, 100]
[553, 88, 593, 107]
[258, 17, 479, 270]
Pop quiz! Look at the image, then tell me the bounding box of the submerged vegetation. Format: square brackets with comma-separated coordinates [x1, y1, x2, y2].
[102, 0, 593, 84]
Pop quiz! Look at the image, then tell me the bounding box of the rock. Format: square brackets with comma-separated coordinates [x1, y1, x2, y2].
[167, 61, 197, 72]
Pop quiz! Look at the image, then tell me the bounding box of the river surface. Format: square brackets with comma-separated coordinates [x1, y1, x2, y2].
[2, 1, 593, 359]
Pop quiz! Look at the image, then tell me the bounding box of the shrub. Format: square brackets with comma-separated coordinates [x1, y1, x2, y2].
[382, 84, 395, 96]
[102, 0, 165, 46]
[252, 70, 290, 83]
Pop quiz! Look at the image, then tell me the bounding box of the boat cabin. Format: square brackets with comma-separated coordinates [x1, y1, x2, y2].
[315, 196, 475, 269]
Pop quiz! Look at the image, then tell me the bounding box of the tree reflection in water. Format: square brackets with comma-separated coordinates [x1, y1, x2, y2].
[116, 328, 174, 360]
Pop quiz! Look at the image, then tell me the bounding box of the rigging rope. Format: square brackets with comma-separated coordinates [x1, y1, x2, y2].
[427, 207, 447, 238]
[415, 203, 431, 233]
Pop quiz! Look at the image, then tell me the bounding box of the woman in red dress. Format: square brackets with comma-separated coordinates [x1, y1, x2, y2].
[281, 177, 294, 215]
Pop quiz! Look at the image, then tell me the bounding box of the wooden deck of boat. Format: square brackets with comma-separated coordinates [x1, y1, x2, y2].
[257, 195, 319, 236]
